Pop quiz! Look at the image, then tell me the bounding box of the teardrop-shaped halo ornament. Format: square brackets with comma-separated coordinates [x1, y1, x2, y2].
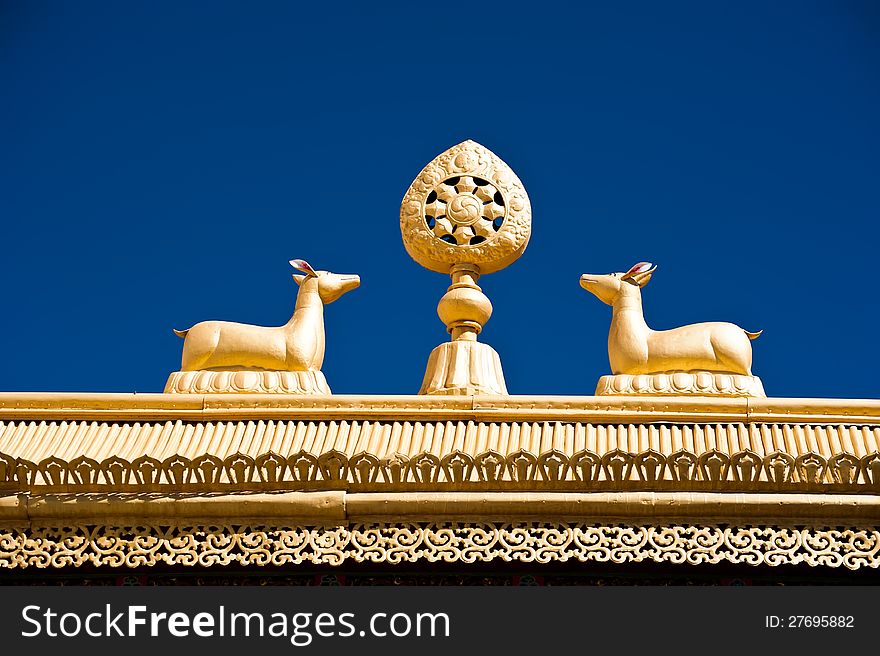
[400, 140, 532, 275]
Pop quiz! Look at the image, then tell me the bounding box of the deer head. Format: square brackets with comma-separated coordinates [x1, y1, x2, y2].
[579, 262, 656, 305]
[290, 259, 360, 304]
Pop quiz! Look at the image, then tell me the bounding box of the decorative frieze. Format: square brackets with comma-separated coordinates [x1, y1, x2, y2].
[1, 446, 879, 492]
[1, 523, 877, 570]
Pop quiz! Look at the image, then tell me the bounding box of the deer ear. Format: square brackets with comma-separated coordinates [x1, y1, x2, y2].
[630, 266, 657, 288]
[623, 261, 654, 278]
[292, 274, 306, 286]
[290, 259, 318, 277]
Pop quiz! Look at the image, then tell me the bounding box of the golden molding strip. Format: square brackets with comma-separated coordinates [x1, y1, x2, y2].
[5, 491, 878, 524]
[2, 394, 880, 424]
[0, 523, 877, 570]
[1, 444, 879, 492]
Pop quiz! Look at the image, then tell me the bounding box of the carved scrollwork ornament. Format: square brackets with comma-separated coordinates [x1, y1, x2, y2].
[400, 140, 532, 274]
[1, 523, 878, 570]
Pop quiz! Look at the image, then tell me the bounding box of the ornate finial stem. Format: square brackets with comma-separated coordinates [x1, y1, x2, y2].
[439, 264, 492, 342]
[449, 263, 480, 289]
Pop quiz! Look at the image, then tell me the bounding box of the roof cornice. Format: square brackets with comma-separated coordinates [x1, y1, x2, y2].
[1, 393, 880, 424]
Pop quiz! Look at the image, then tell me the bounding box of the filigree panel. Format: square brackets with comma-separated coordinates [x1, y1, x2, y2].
[0, 523, 877, 570]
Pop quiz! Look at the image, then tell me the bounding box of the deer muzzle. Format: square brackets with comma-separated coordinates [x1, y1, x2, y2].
[580, 274, 598, 290]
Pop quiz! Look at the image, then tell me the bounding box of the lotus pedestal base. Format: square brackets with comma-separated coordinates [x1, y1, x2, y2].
[419, 341, 508, 396]
[164, 369, 331, 394]
[595, 371, 766, 397]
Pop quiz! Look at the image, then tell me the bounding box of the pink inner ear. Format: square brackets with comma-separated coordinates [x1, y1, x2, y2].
[289, 259, 318, 276]
[624, 262, 653, 277]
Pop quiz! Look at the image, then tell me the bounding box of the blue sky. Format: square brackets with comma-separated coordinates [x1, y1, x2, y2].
[1, 1, 878, 398]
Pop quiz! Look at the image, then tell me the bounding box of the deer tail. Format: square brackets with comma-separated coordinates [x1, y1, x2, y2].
[744, 329, 763, 340]
[173, 328, 189, 338]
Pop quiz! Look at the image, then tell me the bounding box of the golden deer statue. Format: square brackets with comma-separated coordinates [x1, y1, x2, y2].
[165, 260, 359, 394]
[580, 262, 761, 377]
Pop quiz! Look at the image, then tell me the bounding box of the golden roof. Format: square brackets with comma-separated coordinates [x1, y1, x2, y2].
[1, 396, 878, 572]
[1, 393, 878, 494]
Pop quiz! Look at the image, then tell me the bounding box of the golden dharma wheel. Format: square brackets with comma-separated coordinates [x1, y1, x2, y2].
[400, 140, 532, 275]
